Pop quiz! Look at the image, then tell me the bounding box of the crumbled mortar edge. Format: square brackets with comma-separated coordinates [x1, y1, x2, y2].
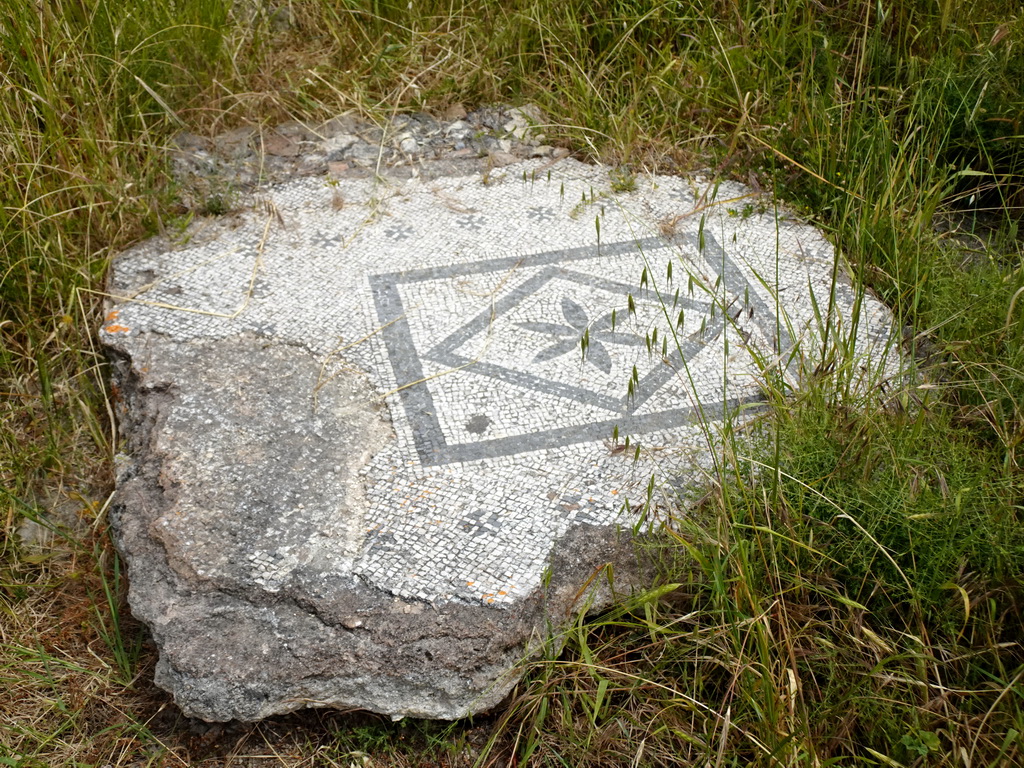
[102, 329, 654, 722]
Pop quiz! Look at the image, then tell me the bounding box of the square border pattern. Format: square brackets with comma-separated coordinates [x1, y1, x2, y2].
[370, 233, 783, 466]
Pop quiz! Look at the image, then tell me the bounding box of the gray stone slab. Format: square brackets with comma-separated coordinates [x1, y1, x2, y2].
[102, 158, 899, 721]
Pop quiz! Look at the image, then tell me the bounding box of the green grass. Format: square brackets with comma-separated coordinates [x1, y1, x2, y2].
[2, 0, 1023, 765]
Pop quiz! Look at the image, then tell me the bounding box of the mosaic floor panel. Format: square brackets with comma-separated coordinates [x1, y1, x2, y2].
[104, 159, 897, 608]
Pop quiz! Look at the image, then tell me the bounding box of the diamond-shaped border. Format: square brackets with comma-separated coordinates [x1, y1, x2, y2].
[427, 266, 718, 413]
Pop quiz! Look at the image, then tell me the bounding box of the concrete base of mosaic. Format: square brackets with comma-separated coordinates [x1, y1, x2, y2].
[109, 335, 644, 721]
[103, 142, 898, 721]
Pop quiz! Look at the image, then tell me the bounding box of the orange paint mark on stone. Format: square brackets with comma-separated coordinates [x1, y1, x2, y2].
[611, 489, 619, 495]
[104, 324, 131, 334]
[105, 309, 120, 322]
[497, 590, 507, 596]
[466, 581, 475, 586]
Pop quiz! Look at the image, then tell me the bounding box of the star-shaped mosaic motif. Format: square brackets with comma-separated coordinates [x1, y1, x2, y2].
[517, 296, 643, 374]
